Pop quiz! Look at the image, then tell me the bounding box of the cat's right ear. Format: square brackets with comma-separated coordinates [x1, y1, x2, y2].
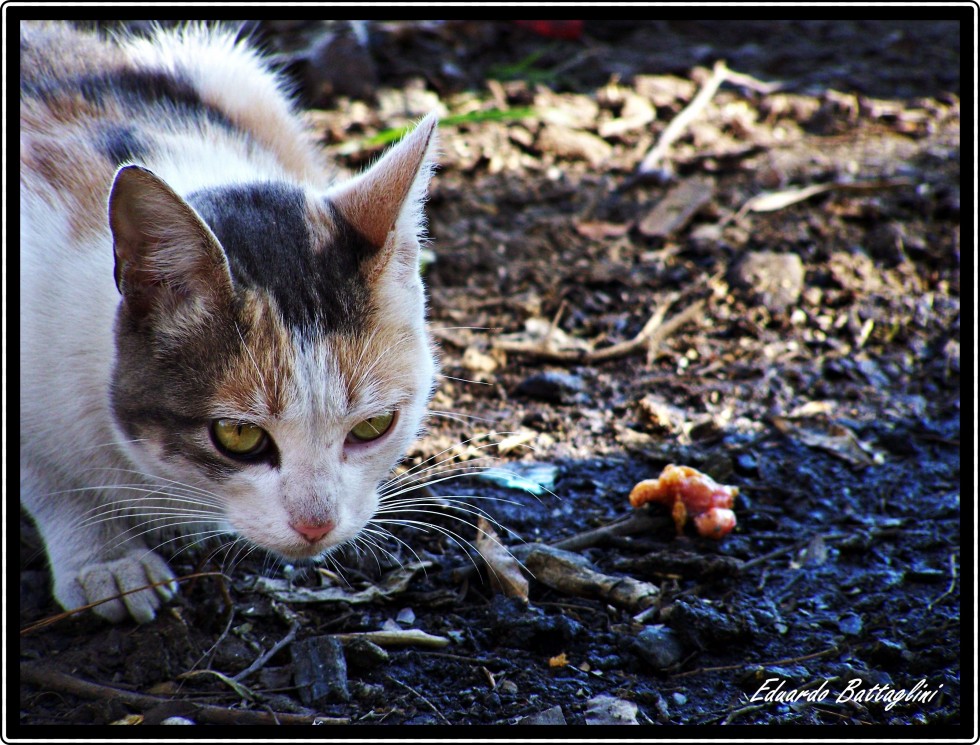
[108, 165, 233, 319]
[329, 113, 438, 281]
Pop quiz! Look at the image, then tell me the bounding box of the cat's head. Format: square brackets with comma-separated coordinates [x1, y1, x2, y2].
[106, 115, 439, 560]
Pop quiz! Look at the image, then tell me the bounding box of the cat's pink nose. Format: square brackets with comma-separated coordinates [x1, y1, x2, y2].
[291, 520, 334, 543]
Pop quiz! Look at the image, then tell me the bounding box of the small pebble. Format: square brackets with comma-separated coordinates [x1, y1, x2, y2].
[729, 250, 805, 314]
[838, 613, 863, 635]
[160, 716, 195, 725]
[514, 371, 586, 404]
[633, 625, 685, 670]
[291, 636, 350, 705]
[518, 705, 567, 725]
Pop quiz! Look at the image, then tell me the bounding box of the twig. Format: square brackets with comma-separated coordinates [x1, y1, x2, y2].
[19, 663, 347, 725]
[927, 552, 959, 611]
[191, 603, 237, 673]
[543, 299, 568, 350]
[670, 645, 839, 679]
[737, 539, 809, 572]
[494, 293, 704, 366]
[637, 59, 730, 176]
[232, 620, 300, 683]
[387, 675, 451, 725]
[720, 703, 767, 725]
[722, 68, 783, 95]
[550, 511, 669, 552]
[735, 178, 913, 221]
[19, 572, 229, 636]
[644, 299, 706, 365]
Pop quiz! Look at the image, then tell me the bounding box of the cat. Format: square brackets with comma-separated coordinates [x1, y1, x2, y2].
[20, 20, 440, 623]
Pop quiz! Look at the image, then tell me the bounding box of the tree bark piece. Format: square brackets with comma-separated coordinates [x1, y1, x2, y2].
[637, 176, 716, 238]
[519, 544, 660, 611]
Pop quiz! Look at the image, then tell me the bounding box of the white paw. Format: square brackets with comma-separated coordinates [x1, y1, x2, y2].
[54, 550, 178, 624]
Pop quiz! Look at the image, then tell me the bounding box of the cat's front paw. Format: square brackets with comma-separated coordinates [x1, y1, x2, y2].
[54, 550, 178, 623]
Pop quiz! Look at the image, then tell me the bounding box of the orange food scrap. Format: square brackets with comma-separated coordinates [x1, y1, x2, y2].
[629, 464, 738, 539]
[548, 652, 569, 668]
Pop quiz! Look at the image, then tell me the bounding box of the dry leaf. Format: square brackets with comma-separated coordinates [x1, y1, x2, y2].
[475, 517, 529, 601]
[771, 416, 884, 467]
[741, 178, 912, 215]
[495, 430, 537, 455]
[585, 695, 640, 725]
[574, 220, 632, 240]
[109, 714, 144, 725]
[637, 176, 716, 238]
[742, 183, 837, 213]
[252, 562, 429, 604]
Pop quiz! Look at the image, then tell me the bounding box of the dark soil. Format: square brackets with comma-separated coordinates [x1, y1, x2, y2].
[16, 18, 966, 736]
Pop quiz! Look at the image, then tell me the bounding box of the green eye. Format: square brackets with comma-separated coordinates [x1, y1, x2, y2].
[211, 419, 269, 457]
[348, 411, 396, 443]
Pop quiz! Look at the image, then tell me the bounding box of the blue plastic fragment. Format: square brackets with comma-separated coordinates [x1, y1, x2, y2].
[476, 462, 558, 496]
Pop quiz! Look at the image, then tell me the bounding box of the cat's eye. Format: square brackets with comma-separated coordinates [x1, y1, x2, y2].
[211, 419, 269, 458]
[347, 411, 396, 443]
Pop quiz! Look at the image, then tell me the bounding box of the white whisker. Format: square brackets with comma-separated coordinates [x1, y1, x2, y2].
[436, 374, 492, 386]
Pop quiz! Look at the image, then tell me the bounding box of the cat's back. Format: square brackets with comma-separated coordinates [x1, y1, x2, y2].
[21, 21, 323, 241]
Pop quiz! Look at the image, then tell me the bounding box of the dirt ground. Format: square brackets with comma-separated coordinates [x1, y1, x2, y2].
[17, 18, 965, 735]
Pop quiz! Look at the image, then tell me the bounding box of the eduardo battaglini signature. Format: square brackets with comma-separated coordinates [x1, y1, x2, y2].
[750, 677, 944, 712]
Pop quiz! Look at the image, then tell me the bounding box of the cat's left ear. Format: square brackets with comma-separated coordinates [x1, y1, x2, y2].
[109, 165, 234, 319]
[328, 113, 438, 280]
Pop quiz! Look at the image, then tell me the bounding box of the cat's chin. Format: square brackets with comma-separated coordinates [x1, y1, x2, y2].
[273, 543, 336, 561]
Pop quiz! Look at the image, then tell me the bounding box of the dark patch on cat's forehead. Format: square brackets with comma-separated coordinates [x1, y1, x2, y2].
[187, 182, 377, 334]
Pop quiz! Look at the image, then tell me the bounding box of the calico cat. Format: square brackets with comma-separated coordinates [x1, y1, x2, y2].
[20, 21, 439, 623]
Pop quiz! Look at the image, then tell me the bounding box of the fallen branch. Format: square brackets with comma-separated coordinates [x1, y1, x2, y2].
[19, 663, 348, 725]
